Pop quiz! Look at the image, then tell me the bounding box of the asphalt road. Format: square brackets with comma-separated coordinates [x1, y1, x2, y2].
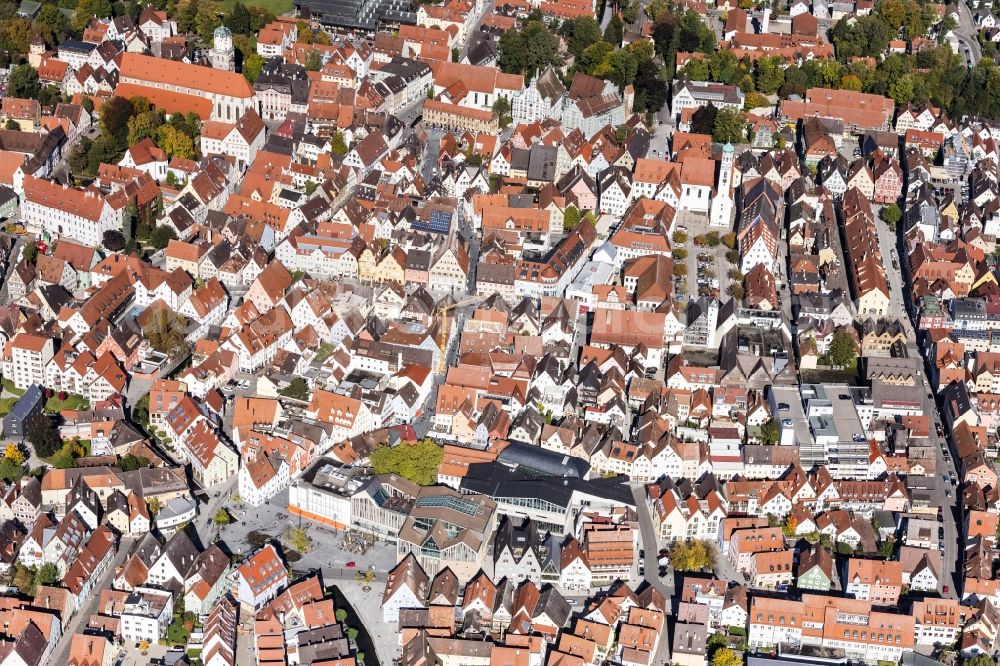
[953, 1, 983, 65]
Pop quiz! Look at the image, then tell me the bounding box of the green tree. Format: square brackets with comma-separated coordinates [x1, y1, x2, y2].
[35, 5, 70, 44]
[242, 52, 266, 83]
[248, 7, 275, 32]
[119, 454, 151, 471]
[103, 230, 126, 252]
[560, 15, 602, 60]
[0, 457, 26, 482]
[346, 627, 359, 642]
[73, 0, 113, 31]
[66, 136, 92, 177]
[7, 64, 40, 100]
[154, 125, 195, 160]
[37, 563, 60, 585]
[707, 632, 727, 655]
[304, 49, 323, 71]
[143, 307, 189, 355]
[633, 58, 667, 112]
[580, 40, 615, 77]
[964, 655, 996, 666]
[100, 96, 137, 147]
[11, 563, 36, 594]
[213, 508, 232, 525]
[889, 73, 915, 105]
[331, 131, 348, 156]
[5, 119, 20, 131]
[492, 96, 512, 129]
[667, 540, 716, 571]
[370, 439, 444, 486]
[287, 526, 312, 553]
[706, 50, 741, 85]
[27, 414, 61, 458]
[760, 417, 780, 445]
[498, 21, 562, 78]
[127, 110, 162, 146]
[881, 203, 901, 228]
[604, 14, 624, 45]
[83, 133, 124, 174]
[620, 0, 638, 22]
[227, 1, 252, 34]
[280, 378, 310, 400]
[691, 104, 717, 136]
[711, 648, 740, 666]
[829, 329, 858, 369]
[335, 608, 348, 622]
[196, 2, 222, 42]
[149, 225, 179, 250]
[754, 55, 785, 95]
[0, 18, 33, 57]
[563, 205, 581, 231]
[713, 107, 747, 144]
[682, 57, 710, 81]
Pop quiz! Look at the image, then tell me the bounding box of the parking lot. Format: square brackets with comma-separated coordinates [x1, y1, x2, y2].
[115, 643, 174, 666]
[675, 211, 735, 302]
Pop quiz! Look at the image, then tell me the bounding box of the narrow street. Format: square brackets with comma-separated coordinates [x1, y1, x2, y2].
[46, 538, 134, 666]
[630, 485, 672, 662]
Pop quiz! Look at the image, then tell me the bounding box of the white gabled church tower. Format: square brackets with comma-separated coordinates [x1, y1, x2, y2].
[710, 143, 735, 227]
[209, 25, 235, 71]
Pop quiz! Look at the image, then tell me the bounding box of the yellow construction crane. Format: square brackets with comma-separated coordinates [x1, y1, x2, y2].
[437, 294, 488, 374]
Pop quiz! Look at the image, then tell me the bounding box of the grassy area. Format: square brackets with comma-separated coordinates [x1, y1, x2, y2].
[44, 394, 90, 413]
[166, 621, 190, 645]
[315, 343, 334, 360]
[0, 396, 18, 416]
[43, 439, 91, 469]
[1, 378, 24, 397]
[219, 0, 294, 15]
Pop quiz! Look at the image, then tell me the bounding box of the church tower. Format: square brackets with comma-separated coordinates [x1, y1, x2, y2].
[710, 143, 735, 228]
[209, 25, 235, 71]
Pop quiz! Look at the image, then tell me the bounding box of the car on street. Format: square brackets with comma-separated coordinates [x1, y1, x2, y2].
[943, 585, 949, 594]
[346, 561, 356, 568]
